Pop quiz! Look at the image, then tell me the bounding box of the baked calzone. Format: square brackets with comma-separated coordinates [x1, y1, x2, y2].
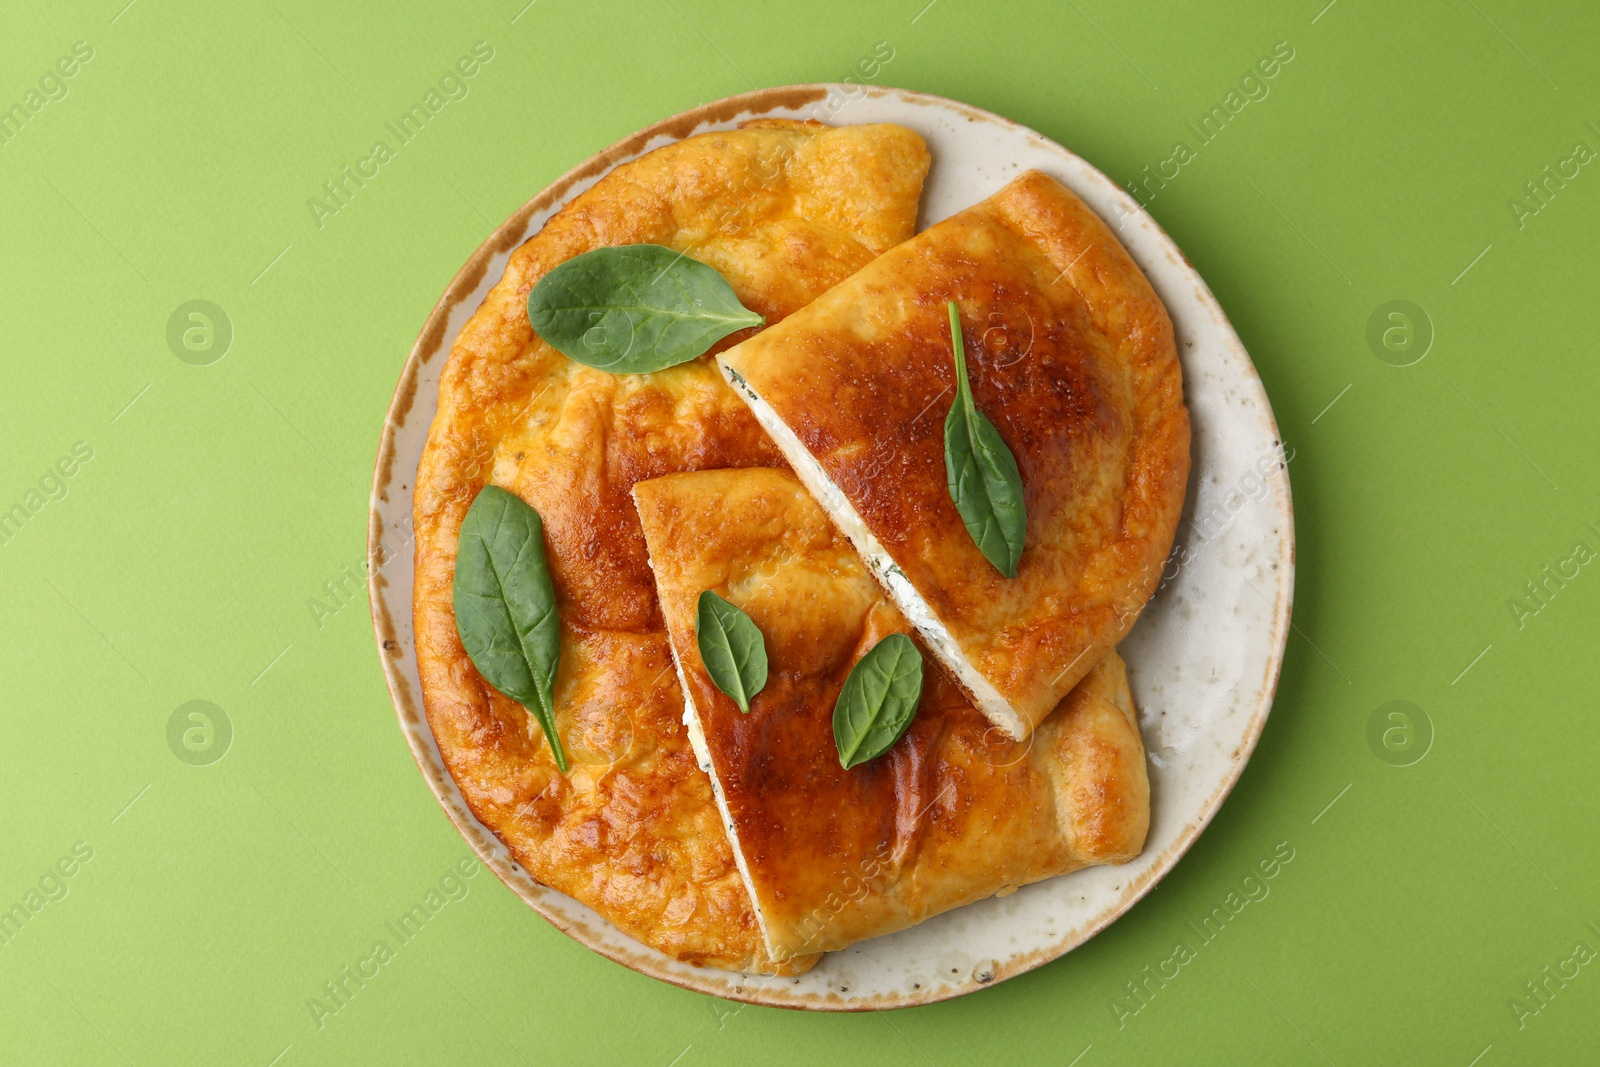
[413, 120, 930, 973]
[719, 171, 1190, 741]
[633, 467, 1150, 960]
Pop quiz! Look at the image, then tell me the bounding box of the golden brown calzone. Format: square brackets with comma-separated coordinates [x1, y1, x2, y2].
[413, 120, 929, 973]
[633, 467, 1150, 960]
[719, 171, 1189, 741]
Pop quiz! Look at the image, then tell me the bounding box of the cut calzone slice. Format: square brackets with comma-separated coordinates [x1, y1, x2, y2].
[633, 467, 1149, 960]
[718, 170, 1190, 740]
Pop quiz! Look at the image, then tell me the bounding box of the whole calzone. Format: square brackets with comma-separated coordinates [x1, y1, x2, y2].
[412, 120, 930, 973]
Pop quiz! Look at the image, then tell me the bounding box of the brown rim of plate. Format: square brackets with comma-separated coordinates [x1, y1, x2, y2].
[366, 83, 1295, 1011]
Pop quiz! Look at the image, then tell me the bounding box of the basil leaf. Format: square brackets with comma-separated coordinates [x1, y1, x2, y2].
[833, 633, 924, 769]
[943, 300, 1027, 578]
[527, 244, 764, 374]
[453, 485, 568, 773]
[695, 591, 769, 713]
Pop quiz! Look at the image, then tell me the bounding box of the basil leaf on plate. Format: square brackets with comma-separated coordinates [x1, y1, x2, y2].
[833, 633, 924, 769]
[527, 244, 764, 374]
[943, 300, 1027, 578]
[696, 590, 769, 713]
[453, 485, 568, 773]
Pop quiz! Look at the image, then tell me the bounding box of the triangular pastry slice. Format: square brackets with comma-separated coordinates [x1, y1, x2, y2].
[633, 467, 1149, 960]
[718, 170, 1189, 740]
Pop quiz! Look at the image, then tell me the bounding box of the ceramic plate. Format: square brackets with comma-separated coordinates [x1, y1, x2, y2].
[367, 84, 1294, 1010]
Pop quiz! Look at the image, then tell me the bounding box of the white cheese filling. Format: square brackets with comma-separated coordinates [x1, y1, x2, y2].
[719, 360, 1027, 741]
[671, 638, 777, 958]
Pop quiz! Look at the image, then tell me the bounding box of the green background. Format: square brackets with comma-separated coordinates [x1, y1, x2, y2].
[2, 0, 1596, 1063]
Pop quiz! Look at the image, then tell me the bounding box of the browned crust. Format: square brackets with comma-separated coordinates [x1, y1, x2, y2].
[632, 467, 1148, 960]
[409, 119, 928, 973]
[721, 169, 1191, 735]
[372, 88, 832, 508]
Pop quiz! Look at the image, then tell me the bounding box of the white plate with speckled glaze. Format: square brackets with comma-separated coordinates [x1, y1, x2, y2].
[368, 84, 1294, 1011]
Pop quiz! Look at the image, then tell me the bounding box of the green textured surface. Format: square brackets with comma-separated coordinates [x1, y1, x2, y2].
[3, 1, 1597, 1063]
